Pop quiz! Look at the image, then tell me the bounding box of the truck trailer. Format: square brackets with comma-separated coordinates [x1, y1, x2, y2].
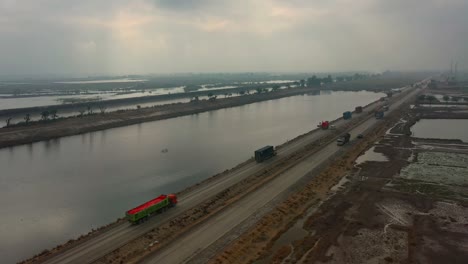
[343, 111, 352, 120]
[337, 133, 351, 146]
[255, 145, 276, 163]
[375, 110, 384, 119]
[126, 194, 178, 224]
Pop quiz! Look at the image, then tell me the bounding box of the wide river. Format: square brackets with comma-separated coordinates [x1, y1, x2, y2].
[0, 90, 384, 263]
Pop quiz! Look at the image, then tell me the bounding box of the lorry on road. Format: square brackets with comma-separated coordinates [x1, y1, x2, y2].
[317, 121, 329, 129]
[255, 145, 276, 163]
[126, 194, 178, 225]
[337, 133, 351, 146]
[375, 110, 384, 119]
[355, 106, 363, 113]
[343, 111, 352, 120]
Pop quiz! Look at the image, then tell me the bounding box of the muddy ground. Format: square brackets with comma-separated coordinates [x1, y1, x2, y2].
[210, 88, 468, 264]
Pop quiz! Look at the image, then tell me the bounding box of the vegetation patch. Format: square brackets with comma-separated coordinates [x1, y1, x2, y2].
[57, 96, 102, 104]
[399, 152, 468, 186]
[387, 179, 468, 200]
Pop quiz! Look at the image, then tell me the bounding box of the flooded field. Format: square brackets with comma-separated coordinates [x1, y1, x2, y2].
[54, 78, 147, 84]
[0, 87, 185, 111]
[0, 79, 296, 111]
[3, 97, 194, 123]
[0, 90, 383, 263]
[399, 152, 468, 186]
[355, 146, 389, 164]
[411, 119, 468, 142]
[418, 104, 468, 108]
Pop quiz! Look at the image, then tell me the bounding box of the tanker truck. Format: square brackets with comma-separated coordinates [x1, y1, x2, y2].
[126, 194, 178, 225]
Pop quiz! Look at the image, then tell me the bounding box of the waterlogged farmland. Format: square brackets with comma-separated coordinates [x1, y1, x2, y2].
[411, 119, 468, 142]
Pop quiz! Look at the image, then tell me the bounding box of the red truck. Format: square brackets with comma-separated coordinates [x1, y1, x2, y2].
[317, 121, 330, 129]
[126, 194, 178, 225]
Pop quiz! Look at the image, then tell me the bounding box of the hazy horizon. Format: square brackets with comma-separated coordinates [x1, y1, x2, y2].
[1, 0, 467, 76]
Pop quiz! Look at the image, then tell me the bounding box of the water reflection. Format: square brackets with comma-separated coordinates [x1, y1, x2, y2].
[43, 138, 61, 153]
[100, 130, 107, 146]
[27, 143, 33, 160]
[87, 133, 93, 151]
[81, 133, 86, 146]
[137, 123, 142, 143]
[411, 119, 468, 142]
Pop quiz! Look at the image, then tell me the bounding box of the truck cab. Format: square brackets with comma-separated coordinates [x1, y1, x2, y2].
[168, 194, 178, 206]
[337, 138, 346, 146]
[337, 133, 351, 146]
[317, 121, 329, 129]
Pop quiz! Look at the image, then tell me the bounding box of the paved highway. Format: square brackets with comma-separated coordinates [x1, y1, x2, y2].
[42, 86, 420, 264]
[143, 86, 422, 263]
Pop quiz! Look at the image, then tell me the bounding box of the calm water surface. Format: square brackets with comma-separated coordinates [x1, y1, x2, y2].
[0, 79, 295, 111]
[0, 87, 185, 110]
[411, 119, 468, 142]
[0, 90, 383, 262]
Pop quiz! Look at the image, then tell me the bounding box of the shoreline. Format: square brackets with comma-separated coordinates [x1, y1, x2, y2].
[0, 84, 289, 116]
[0, 87, 329, 149]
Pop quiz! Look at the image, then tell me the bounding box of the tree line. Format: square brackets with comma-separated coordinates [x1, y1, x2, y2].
[294, 73, 373, 88]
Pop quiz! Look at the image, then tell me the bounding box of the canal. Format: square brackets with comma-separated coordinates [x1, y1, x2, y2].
[0, 90, 384, 263]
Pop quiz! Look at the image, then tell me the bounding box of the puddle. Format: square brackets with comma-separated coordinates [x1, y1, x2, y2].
[411, 119, 468, 142]
[355, 146, 389, 164]
[256, 173, 353, 264]
[386, 118, 407, 135]
[255, 205, 318, 264]
[330, 176, 350, 192]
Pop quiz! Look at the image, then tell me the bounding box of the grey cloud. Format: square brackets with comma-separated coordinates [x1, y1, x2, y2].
[0, 0, 467, 76]
[152, 0, 218, 11]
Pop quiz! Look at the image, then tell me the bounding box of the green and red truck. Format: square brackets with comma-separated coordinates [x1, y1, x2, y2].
[126, 194, 178, 225]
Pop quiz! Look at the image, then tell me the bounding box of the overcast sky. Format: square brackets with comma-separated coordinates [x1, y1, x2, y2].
[1, 0, 467, 76]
